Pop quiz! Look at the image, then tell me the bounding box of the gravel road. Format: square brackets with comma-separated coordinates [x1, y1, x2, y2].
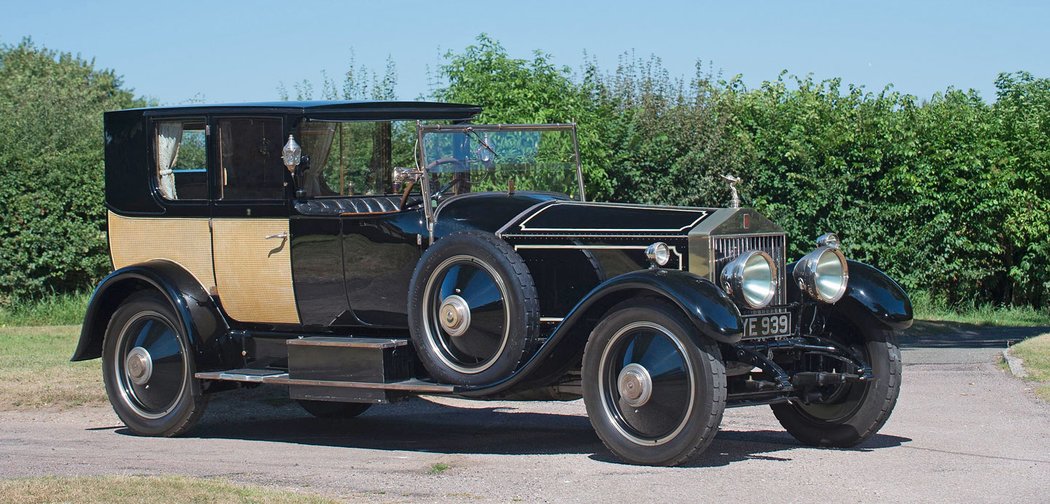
[2, 323, 1048, 503]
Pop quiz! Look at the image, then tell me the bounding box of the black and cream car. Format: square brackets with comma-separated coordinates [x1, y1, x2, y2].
[74, 101, 913, 466]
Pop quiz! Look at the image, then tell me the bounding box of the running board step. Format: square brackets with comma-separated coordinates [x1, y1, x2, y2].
[195, 370, 452, 393]
[195, 368, 288, 383]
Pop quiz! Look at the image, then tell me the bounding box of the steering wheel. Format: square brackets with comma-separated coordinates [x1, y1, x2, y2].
[426, 158, 469, 202]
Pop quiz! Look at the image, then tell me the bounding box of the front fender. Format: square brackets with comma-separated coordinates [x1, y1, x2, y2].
[71, 261, 235, 370]
[560, 269, 745, 345]
[456, 269, 743, 397]
[787, 259, 913, 330]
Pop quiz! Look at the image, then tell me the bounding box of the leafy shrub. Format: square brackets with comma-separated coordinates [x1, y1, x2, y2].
[0, 39, 144, 304]
[435, 36, 1049, 309]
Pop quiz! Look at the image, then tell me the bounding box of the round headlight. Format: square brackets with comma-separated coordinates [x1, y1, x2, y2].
[794, 247, 849, 303]
[645, 242, 671, 267]
[720, 251, 778, 309]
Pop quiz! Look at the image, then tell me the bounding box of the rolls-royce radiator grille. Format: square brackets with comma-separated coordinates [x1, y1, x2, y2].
[712, 234, 787, 308]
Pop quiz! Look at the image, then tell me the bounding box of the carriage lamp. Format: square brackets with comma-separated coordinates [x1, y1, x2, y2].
[721, 250, 778, 309]
[794, 241, 849, 303]
[282, 134, 302, 173]
[645, 242, 671, 267]
[816, 232, 841, 249]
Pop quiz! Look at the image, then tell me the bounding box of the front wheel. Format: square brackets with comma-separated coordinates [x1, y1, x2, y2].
[771, 317, 902, 447]
[102, 291, 206, 436]
[582, 299, 726, 466]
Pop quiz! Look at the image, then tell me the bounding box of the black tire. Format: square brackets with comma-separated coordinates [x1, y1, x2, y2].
[102, 291, 206, 436]
[771, 316, 902, 447]
[297, 400, 372, 419]
[582, 299, 726, 466]
[408, 231, 539, 385]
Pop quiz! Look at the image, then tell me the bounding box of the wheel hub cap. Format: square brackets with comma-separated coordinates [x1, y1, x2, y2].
[617, 363, 653, 408]
[125, 346, 153, 386]
[439, 295, 471, 337]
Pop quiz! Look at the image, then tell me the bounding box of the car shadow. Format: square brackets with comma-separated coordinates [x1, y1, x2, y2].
[589, 429, 911, 467]
[901, 321, 1049, 349]
[111, 387, 911, 464]
[183, 390, 599, 456]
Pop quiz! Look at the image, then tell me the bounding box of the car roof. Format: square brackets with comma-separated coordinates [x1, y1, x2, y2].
[113, 100, 483, 121]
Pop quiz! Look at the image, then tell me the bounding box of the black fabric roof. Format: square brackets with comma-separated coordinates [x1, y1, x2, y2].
[114, 100, 483, 120]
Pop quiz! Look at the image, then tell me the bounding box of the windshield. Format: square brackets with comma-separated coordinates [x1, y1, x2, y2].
[419, 124, 584, 201]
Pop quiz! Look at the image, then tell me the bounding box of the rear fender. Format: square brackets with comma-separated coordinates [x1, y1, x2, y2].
[71, 260, 236, 371]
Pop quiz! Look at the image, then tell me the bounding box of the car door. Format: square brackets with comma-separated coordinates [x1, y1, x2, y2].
[341, 208, 426, 327]
[210, 115, 300, 325]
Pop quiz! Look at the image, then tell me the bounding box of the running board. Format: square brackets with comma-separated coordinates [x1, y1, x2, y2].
[195, 369, 453, 394]
[195, 368, 288, 383]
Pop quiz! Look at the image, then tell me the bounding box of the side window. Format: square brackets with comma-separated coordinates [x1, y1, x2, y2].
[155, 119, 207, 200]
[299, 121, 416, 197]
[217, 117, 286, 200]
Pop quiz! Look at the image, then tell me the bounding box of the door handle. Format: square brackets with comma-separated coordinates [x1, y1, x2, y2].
[265, 232, 288, 240]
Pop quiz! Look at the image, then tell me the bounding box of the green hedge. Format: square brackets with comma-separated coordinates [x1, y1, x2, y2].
[1, 36, 1046, 311]
[0, 39, 144, 304]
[437, 36, 1049, 309]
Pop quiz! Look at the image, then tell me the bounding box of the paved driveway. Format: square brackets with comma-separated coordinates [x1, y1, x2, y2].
[2, 323, 1048, 503]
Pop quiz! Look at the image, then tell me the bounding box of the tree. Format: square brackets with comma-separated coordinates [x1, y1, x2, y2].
[0, 38, 145, 303]
[434, 34, 613, 199]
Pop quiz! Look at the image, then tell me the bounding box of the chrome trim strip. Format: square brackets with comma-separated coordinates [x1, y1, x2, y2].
[286, 337, 407, 349]
[512, 244, 684, 271]
[269, 377, 455, 393]
[494, 199, 561, 237]
[515, 201, 711, 233]
[502, 233, 689, 239]
[193, 372, 455, 393]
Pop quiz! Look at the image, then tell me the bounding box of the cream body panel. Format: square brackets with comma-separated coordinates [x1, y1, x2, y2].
[212, 218, 300, 324]
[108, 211, 216, 291]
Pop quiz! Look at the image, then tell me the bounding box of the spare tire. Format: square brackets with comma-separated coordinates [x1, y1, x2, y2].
[408, 231, 539, 385]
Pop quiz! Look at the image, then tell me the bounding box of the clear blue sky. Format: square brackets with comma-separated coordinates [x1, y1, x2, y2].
[2, 0, 1046, 105]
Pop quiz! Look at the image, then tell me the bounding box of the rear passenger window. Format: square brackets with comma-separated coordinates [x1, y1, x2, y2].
[217, 117, 286, 200]
[155, 119, 207, 200]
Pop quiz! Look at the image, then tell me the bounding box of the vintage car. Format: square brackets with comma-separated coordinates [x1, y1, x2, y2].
[73, 100, 912, 466]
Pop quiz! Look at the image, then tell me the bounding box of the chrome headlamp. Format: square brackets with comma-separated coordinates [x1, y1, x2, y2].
[794, 243, 849, 304]
[720, 250, 778, 309]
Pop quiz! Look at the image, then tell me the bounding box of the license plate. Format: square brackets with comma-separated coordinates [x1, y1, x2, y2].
[743, 312, 792, 339]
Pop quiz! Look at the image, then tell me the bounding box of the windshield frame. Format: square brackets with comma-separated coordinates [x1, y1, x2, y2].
[415, 122, 586, 229]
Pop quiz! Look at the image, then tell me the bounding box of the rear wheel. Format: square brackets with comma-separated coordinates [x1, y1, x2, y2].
[297, 400, 371, 419]
[582, 299, 726, 466]
[771, 316, 902, 447]
[102, 291, 206, 436]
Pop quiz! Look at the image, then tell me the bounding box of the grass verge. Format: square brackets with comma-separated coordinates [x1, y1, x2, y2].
[912, 292, 1050, 327]
[0, 475, 339, 504]
[1, 291, 1048, 328]
[1009, 333, 1050, 401]
[0, 325, 104, 410]
[0, 292, 88, 327]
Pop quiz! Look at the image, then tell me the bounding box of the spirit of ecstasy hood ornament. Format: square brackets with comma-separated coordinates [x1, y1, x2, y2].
[721, 174, 741, 209]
